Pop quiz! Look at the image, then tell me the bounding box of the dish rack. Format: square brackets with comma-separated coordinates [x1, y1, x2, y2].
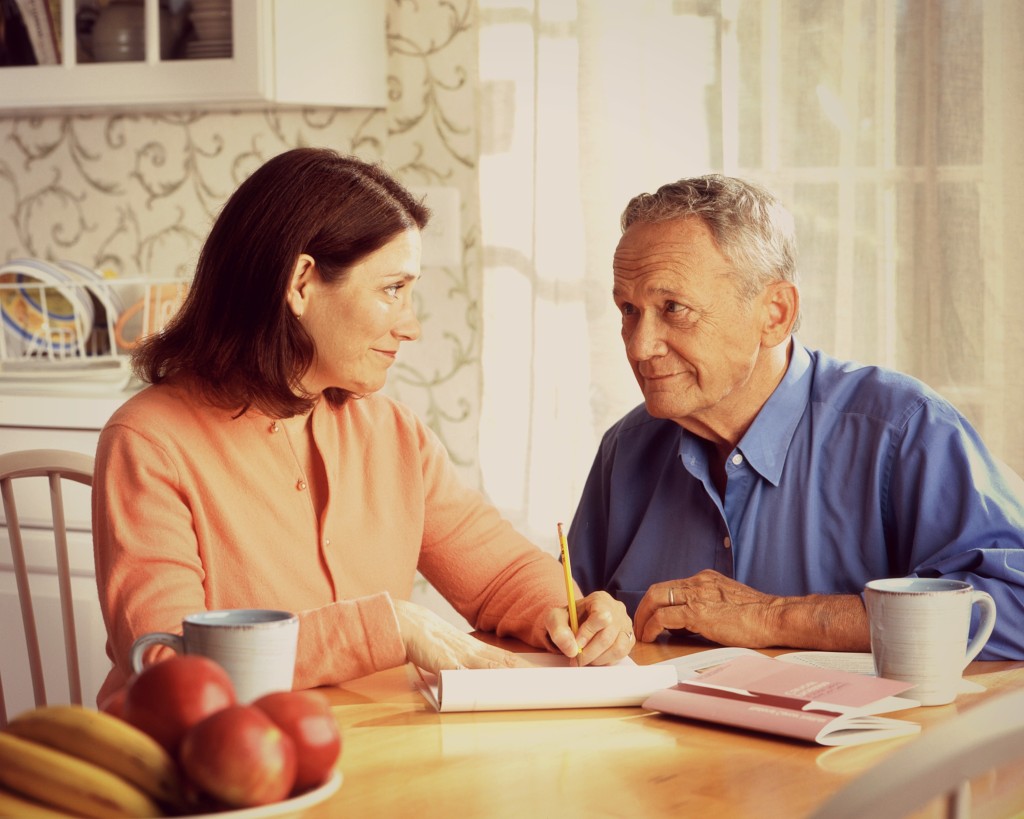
[0, 259, 190, 392]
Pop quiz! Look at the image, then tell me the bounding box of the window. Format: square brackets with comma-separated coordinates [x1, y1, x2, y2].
[479, 0, 1024, 545]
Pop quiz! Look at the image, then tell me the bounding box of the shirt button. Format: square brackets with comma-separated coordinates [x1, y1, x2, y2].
[269, 421, 280, 433]
[723, 537, 732, 549]
[296, 479, 307, 491]
[731, 453, 744, 465]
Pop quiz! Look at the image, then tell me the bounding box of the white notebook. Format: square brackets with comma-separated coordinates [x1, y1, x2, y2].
[415, 653, 678, 713]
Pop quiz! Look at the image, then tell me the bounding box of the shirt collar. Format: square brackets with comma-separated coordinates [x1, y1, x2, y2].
[733, 339, 812, 486]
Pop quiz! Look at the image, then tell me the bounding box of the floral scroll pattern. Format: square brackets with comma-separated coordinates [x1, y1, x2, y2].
[0, 0, 482, 487]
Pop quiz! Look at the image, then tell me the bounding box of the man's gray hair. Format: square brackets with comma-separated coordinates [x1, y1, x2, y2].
[620, 174, 799, 303]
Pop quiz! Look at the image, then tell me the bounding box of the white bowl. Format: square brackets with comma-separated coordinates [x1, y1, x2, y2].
[190, 8, 231, 18]
[189, 0, 230, 11]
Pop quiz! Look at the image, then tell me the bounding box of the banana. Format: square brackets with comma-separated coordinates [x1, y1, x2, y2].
[0, 731, 164, 818]
[0, 786, 71, 818]
[5, 704, 180, 807]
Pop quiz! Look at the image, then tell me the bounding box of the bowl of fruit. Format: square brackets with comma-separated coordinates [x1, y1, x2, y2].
[0, 655, 343, 817]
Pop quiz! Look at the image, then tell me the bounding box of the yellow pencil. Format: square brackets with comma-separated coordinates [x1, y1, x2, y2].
[558, 521, 579, 634]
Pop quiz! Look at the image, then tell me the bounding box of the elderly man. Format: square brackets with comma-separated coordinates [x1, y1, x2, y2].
[568, 174, 1024, 659]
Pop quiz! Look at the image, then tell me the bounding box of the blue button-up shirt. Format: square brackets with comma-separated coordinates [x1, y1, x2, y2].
[568, 341, 1024, 659]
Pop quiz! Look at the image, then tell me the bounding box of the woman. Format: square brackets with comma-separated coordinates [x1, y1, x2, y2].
[92, 148, 632, 704]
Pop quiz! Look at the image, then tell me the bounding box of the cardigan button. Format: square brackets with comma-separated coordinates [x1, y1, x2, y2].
[270, 421, 280, 433]
[296, 479, 307, 491]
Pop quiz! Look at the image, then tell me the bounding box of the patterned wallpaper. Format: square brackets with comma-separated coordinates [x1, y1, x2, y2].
[0, 0, 483, 485]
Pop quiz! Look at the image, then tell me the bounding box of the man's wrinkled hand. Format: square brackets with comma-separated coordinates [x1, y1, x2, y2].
[633, 570, 780, 647]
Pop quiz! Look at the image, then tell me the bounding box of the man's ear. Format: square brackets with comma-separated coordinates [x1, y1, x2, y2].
[286, 254, 317, 318]
[761, 280, 800, 347]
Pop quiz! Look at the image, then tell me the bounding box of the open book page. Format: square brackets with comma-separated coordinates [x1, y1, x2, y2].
[657, 647, 983, 696]
[776, 651, 985, 694]
[777, 650, 877, 674]
[642, 655, 922, 746]
[415, 653, 678, 713]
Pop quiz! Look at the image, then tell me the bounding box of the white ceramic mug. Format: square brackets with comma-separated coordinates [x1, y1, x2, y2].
[130, 609, 299, 703]
[864, 578, 997, 706]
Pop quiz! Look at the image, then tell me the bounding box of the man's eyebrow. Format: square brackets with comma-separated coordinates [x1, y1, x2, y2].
[645, 285, 684, 298]
[613, 284, 685, 300]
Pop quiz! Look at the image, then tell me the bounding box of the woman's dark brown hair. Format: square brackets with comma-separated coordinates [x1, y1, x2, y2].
[133, 147, 431, 418]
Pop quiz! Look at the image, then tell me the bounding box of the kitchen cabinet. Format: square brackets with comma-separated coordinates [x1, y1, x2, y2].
[0, 0, 387, 115]
[0, 389, 131, 715]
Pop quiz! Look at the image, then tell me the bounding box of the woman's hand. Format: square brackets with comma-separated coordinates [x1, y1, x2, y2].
[393, 599, 531, 674]
[546, 590, 634, 666]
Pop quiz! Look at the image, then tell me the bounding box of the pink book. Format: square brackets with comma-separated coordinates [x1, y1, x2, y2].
[642, 654, 921, 746]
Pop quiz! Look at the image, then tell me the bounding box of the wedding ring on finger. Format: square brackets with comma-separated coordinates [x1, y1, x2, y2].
[668, 587, 676, 606]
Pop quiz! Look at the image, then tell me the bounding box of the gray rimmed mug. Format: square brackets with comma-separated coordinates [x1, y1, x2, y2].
[130, 609, 299, 703]
[864, 578, 996, 706]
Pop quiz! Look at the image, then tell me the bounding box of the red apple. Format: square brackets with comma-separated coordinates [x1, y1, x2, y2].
[179, 704, 297, 808]
[123, 655, 236, 755]
[253, 690, 342, 793]
[98, 684, 129, 720]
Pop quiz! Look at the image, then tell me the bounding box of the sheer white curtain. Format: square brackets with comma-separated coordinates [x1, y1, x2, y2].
[477, 0, 1024, 551]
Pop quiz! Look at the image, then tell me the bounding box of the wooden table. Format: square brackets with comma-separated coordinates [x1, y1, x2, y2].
[300, 639, 1024, 818]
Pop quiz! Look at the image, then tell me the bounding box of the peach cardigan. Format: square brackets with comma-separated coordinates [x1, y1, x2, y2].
[92, 381, 567, 704]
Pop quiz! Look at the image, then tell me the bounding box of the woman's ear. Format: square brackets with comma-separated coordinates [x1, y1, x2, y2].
[286, 254, 317, 319]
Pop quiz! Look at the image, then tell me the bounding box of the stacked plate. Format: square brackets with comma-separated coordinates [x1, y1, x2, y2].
[56, 260, 127, 355]
[184, 40, 232, 59]
[186, 0, 232, 59]
[0, 259, 93, 358]
[0, 259, 124, 359]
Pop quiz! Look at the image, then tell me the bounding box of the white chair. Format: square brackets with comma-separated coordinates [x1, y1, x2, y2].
[0, 448, 95, 727]
[809, 686, 1024, 819]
